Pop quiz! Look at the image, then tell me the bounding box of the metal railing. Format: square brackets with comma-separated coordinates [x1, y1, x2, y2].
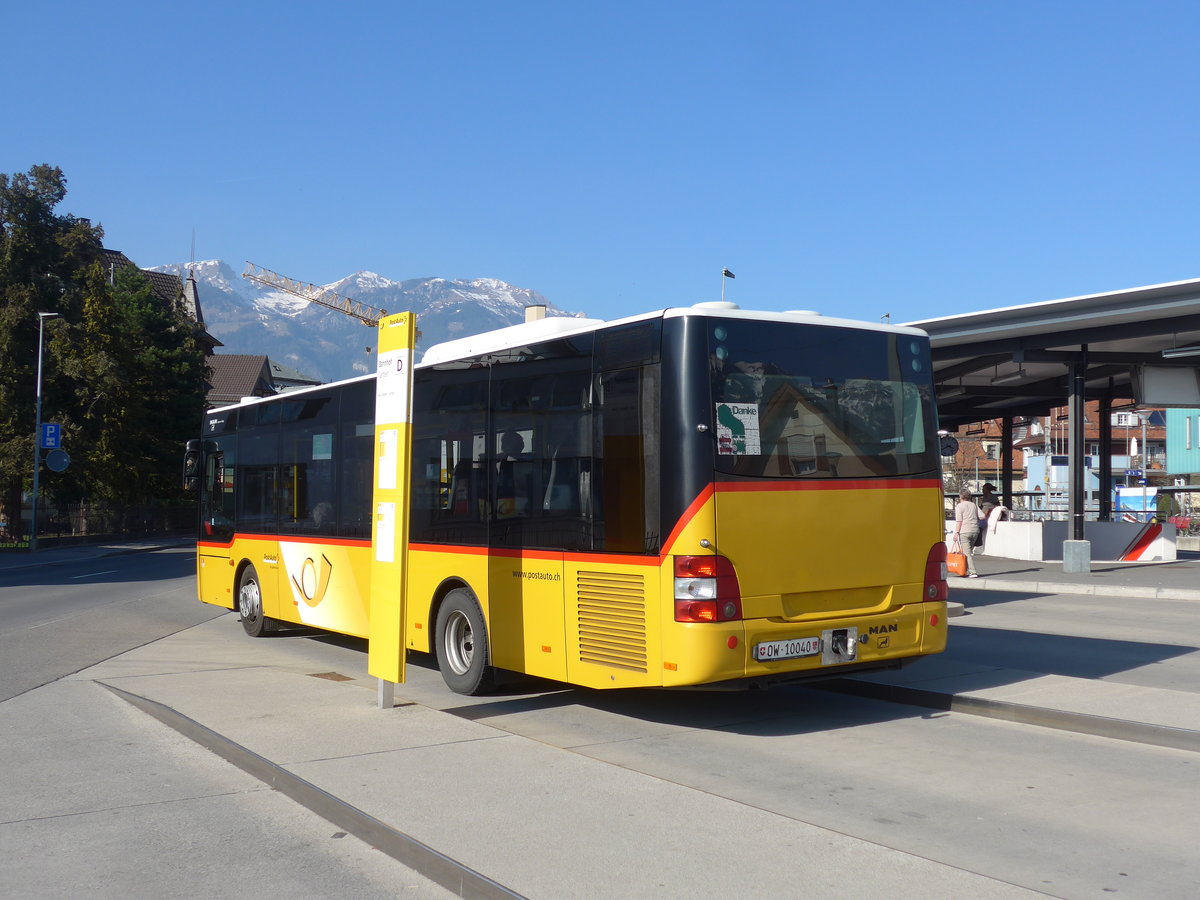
[944, 489, 1200, 524]
[1, 501, 197, 551]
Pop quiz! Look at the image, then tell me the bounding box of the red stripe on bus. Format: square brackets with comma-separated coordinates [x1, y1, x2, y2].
[408, 543, 661, 567]
[714, 477, 943, 493]
[198, 534, 371, 549]
[409, 542, 489, 557]
[660, 483, 716, 551]
[564, 552, 661, 567]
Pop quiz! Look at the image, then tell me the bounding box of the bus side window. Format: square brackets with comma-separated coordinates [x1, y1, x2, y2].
[541, 414, 586, 515]
[411, 368, 488, 545]
[448, 456, 477, 516]
[593, 364, 660, 553]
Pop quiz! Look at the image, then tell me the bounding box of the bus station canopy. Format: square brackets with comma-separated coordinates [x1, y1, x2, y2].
[906, 277, 1200, 431]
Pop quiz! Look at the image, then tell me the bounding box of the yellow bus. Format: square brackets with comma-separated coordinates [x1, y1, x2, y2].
[187, 304, 948, 694]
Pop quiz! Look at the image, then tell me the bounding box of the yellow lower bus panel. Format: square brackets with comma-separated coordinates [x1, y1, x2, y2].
[201, 535, 946, 690]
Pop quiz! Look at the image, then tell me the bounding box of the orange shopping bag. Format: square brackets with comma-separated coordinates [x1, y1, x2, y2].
[946, 535, 967, 576]
[946, 550, 967, 577]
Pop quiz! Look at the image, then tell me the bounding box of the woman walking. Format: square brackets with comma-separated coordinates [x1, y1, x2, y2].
[953, 487, 982, 577]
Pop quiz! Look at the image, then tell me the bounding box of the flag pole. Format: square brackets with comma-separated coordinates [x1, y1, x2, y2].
[721, 267, 735, 303]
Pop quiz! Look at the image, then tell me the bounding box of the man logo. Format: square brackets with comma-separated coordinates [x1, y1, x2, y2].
[292, 554, 333, 607]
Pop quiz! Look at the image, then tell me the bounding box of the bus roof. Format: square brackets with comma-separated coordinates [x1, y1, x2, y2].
[419, 303, 928, 367]
[206, 373, 376, 414]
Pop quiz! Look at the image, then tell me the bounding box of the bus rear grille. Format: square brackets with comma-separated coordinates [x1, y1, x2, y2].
[576, 571, 647, 673]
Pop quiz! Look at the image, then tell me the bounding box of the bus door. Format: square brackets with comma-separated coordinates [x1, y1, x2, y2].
[196, 436, 236, 609]
[565, 363, 661, 690]
[486, 423, 568, 683]
[485, 363, 595, 684]
[236, 420, 285, 620]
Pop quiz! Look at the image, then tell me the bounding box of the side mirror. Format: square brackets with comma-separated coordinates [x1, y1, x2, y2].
[183, 439, 202, 492]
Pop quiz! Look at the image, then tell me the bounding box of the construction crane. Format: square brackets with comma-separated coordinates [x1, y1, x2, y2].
[242, 261, 388, 327]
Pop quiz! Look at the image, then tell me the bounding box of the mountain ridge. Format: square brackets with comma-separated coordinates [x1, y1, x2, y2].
[151, 260, 584, 383]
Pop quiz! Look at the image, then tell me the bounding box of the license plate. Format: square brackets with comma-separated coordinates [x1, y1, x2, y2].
[754, 636, 821, 662]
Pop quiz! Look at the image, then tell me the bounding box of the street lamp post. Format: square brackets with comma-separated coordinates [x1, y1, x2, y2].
[30, 311, 59, 552]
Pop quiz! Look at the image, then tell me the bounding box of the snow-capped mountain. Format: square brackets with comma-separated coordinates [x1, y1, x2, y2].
[151, 261, 585, 383]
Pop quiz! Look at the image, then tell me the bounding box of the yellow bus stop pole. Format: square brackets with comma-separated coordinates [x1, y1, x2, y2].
[368, 313, 416, 707]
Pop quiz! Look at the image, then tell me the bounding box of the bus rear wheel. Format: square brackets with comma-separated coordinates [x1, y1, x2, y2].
[238, 565, 276, 637]
[435, 589, 495, 695]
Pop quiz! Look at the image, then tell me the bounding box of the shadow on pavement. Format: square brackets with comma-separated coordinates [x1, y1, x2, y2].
[943, 626, 1195, 681]
[0, 547, 195, 589]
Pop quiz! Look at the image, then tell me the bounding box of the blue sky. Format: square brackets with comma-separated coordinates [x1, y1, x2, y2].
[6, 1, 1200, 324]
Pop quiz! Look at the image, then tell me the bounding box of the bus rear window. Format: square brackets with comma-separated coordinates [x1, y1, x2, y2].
[709, 320, 938, 478]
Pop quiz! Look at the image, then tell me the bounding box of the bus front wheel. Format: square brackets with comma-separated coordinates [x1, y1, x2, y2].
[435, 589, 495, 695]
[238, 565, 276, 637]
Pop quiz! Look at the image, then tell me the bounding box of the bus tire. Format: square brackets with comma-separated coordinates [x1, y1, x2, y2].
[237, 564, 276, 637]
[435, 589, 494, 695]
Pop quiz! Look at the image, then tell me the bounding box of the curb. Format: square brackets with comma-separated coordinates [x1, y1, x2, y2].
[950, 577, 1200, 601]
[101, 682, 526, 900]
[823, 678, 1200, 754]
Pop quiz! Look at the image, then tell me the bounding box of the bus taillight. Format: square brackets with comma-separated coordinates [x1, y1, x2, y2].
[674, 555, 742, 622]
[924, 542, 948, 603]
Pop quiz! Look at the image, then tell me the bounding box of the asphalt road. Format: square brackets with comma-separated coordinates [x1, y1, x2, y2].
[0, 547, 222, 703]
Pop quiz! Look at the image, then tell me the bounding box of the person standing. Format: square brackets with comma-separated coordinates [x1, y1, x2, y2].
[953, 488, 982, 577]
[979, 483, 999, 520]
[977, 482, 999, 548]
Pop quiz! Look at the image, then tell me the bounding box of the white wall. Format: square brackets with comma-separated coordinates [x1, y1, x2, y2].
[945, 513, 1176, 561]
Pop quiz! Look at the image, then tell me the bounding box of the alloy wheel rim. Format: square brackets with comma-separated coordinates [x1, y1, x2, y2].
[444, 609, 474, 675]
[239, 580, 261, 623]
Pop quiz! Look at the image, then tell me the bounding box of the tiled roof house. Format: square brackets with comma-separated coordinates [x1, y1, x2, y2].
[206, 355, 276, 406]
[100, 249, 221, 355]
[207, 355, 324, 407]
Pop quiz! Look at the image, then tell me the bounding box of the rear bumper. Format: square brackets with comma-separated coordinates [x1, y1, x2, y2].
[661, 600, 948, 688]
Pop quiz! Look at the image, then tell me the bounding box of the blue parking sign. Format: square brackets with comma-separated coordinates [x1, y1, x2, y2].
[40, 423, 61, 449]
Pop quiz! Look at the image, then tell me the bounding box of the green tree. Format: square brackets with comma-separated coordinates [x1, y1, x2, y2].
[1, 164, 208, 540]
[0, 164, 101, 540]
[57, 264, 208, 506]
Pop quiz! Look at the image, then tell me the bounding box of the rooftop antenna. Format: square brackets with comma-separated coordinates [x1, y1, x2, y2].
[881, 313, 890, 323]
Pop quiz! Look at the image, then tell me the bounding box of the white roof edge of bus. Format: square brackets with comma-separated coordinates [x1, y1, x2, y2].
[418, 305, 928, 370]
[208, 373, 377, 413]
[661, 305, 929, 336]
[419, 316, 607, 366]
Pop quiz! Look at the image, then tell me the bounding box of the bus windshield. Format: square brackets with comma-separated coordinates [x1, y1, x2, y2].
[709, 319, 938, 479]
